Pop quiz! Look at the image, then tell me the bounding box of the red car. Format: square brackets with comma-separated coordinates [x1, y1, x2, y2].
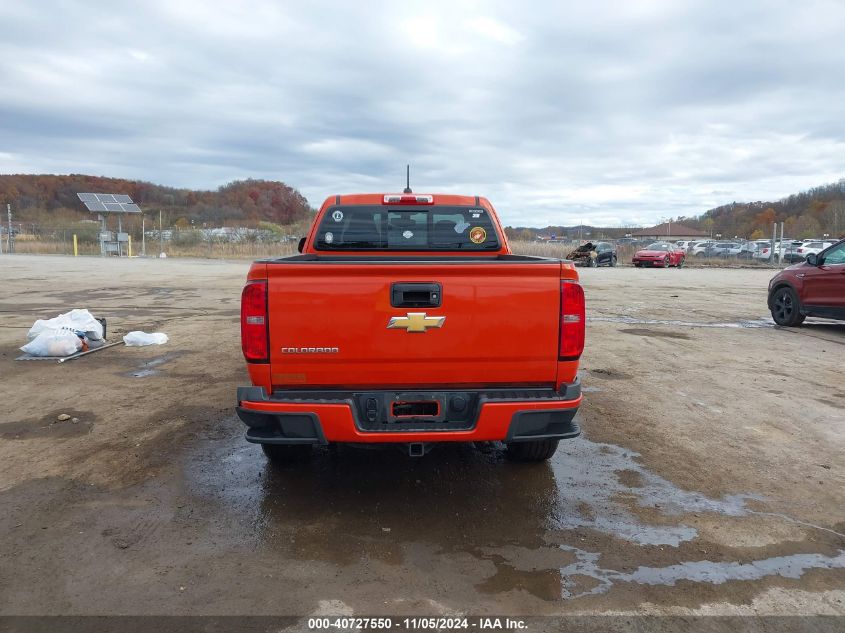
[632, 242, 686, 268]
[768, 238, 845, 326]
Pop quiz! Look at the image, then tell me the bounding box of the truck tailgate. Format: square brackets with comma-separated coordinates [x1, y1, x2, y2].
[266, 260, 562, 389]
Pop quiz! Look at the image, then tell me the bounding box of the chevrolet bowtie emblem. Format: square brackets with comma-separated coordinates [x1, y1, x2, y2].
[387, 312, 446, 333]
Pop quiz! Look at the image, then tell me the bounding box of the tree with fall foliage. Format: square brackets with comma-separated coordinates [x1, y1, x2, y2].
[0, 174, 313, 229]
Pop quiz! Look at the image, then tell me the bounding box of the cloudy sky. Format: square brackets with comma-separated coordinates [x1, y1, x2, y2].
[1, 1, 844, 227]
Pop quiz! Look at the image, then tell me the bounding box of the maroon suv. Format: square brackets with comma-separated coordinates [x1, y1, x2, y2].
[768, 238, 845, 326]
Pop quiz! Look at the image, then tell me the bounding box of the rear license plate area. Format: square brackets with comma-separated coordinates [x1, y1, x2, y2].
[386, 393, 445, 423]
[353, 392, 475, 431]
[391, 400, 440, 419]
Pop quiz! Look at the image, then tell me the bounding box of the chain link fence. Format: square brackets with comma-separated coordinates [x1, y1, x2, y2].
[2, 225, 813, 266]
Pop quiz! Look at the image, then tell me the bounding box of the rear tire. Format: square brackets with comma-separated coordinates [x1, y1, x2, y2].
[506, 439, 559, 462]
[769, 286, 805, 327]
[261, 443, 313, 463]
[677, 257, 685, 268]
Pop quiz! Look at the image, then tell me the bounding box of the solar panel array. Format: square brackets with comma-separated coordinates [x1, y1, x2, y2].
[77, 193, 141, 214]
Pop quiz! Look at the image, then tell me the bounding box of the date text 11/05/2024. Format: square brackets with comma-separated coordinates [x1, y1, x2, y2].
[307, 617, 528, 630]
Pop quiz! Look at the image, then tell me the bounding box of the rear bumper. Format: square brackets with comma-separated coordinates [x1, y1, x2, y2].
[236, 383, 581, 445]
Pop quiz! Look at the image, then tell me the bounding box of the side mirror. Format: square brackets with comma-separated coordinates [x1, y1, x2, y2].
[297, 237, 306, 253]
[805, 253, 819, 266]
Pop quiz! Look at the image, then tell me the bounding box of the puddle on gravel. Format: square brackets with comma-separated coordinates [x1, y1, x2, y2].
[128, 354, 177, 378]
[184, 423, 843, 601]
[189, 432, 766, 552]
[551, 438, 759, 546]
[620, 328, 691, 340]
[559, 545, 845, 598]
[588, 316, 774, 329]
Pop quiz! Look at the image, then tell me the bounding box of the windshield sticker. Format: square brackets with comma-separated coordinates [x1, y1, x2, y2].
[471, 209, 484, 218]
[325, 232, 334, 244]
[455, 220, 470, 233]
[469, 227, 487, 244]
[332, 210, 343, 222]
[402, 230, 414, 239]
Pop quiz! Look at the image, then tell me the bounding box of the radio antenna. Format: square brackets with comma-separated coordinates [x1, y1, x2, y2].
[403, 164, 412, 194]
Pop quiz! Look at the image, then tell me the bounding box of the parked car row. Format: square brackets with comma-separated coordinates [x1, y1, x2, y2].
[567, 236, 840, 269]
[672, 238, 837, 263]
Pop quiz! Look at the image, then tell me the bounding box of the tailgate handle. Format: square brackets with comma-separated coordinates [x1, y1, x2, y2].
[391, 282, 442, 308]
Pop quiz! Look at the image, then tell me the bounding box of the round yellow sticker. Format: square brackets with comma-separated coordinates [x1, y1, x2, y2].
[469, 227, 487, 244]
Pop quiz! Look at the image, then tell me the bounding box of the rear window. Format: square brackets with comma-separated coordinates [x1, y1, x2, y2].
[313, 205, 500, 251]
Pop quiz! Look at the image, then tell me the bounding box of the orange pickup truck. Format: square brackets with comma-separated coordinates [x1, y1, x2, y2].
[237, 192, 585, 462]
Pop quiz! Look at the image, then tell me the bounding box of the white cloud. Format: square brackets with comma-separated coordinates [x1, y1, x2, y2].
[1, 0, 844, 227]
[301, 138, 396, 159]
[469, 17, 523, 46]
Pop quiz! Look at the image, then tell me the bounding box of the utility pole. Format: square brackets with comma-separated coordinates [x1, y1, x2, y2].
[6, 203, 12, 254]
[837, 179, 845, 238]
[159, 209, 164, 256]
[771, 222, 777, 266]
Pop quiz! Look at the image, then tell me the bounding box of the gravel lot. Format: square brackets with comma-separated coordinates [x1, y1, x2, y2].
[0, 255, 842, 618]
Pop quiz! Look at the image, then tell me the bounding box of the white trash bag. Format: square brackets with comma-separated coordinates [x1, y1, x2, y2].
[123, 331, 168, 346]
[28, 309, 104, 341]
[20, 328, 83, 357]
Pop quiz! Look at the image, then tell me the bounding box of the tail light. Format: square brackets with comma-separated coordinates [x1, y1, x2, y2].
[241, 280, 269, 362]
[382, 194, 434, 205]
[797, 247, 803, 253]
[560, 281, 585, 361]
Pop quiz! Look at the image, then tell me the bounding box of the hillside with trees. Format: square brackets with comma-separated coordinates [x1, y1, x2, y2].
[0, 174, 313, 229]
[504, 180, 845, 241]
[3, 174, 843, 242]
[674, 180, 845, 240]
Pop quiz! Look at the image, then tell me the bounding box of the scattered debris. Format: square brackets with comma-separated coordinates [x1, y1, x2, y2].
[27, 309, 104, 342]
[57, 414, 71, 422]
[123, 331, 169, 347]
[57, 340, 124, 363]
[21, 329, 82, 357]
[18, 309, 105, 358]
